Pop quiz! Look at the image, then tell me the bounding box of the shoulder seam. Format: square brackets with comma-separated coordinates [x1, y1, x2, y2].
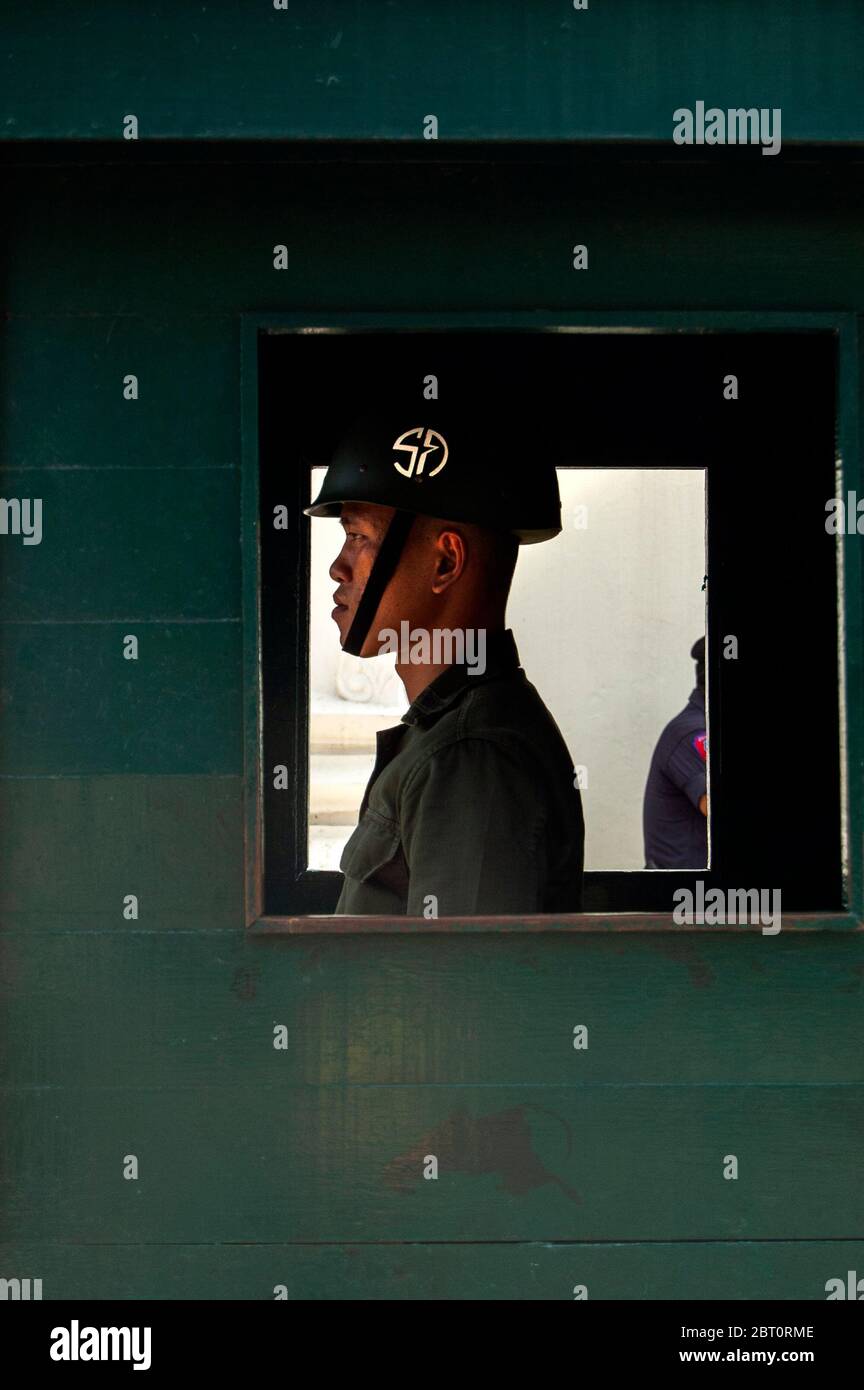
[401, 730, 544, 801]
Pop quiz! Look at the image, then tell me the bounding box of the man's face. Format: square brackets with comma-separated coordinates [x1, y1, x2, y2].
[329, 502, 398, 654]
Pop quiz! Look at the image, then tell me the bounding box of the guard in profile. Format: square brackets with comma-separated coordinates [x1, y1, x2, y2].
[642, 636, 708, 869]
[304, 404, 585, 916]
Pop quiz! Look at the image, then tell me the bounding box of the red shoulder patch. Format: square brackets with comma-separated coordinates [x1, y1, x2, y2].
[692, 732, 707, 762]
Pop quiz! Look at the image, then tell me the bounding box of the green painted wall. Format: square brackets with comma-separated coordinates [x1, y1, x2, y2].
[2, 0, 864, 143]
[1, 3, 863, 1300]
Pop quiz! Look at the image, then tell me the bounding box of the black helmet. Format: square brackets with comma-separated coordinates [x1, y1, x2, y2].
[305, 404, 562, 656]
[305, 407, 562, 542]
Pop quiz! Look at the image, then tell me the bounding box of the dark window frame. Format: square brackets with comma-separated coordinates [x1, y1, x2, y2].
[241, 311, 861, 934]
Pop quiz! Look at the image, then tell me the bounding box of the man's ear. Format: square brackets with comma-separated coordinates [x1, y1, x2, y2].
[431, 528, 467, 594]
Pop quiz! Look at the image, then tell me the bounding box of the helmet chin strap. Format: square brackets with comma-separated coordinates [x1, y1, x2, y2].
[342, 511, 416, 658]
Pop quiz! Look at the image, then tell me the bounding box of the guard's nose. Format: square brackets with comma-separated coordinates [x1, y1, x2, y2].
[329, 545, 351, 584]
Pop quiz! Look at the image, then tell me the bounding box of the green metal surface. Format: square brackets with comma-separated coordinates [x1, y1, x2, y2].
[3, 1240, 862, 1302]
[0, 778, 243, 930]
[1, 137, 863, 1295]
[1, 932, 862, 1087]
[0, 467, 240, 620]
[2, 1, 864, 143]
[2, 1085, 861, 1242]
[0, 316, 237, 470]
[0, 622, 242, 775]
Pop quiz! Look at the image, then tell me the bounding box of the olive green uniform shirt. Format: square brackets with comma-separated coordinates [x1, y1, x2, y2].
[335, 629, 584, 916]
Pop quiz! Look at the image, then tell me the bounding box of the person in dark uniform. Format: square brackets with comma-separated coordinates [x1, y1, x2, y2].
[304, 404, 585, 916]
[642, 636, 708, 868]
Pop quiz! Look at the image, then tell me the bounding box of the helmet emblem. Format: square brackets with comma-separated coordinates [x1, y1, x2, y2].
[392, 426, 449, 479]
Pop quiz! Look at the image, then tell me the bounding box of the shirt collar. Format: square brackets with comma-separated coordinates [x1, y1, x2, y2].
[688, 685, 706, 711]
[402, 628, 521, 726]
